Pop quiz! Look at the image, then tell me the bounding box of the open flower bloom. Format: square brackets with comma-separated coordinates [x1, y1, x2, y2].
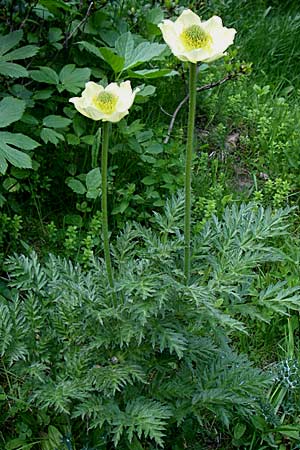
[159, 9, 236, 64]
[69, 81, 139, 123]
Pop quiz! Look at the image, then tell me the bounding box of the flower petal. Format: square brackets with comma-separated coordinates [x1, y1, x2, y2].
[158, 20, 184, 54]
[82, 81, 104, 102]
[201, 15, 223, 32]
[182, 48, 214, 64]
[175, 9, 201, 30]
[210, 27, 236, 54]
[116, 81, 139, 111]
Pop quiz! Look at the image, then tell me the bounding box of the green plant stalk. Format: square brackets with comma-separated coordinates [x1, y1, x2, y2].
[184, 62, 197, 284]
[101, 122, 114, 290]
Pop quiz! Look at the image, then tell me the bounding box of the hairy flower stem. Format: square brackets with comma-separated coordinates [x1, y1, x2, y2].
[184, 62, 197, 284]
[101, 122, 115, 293]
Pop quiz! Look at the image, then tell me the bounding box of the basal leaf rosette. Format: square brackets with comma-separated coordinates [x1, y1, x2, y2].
[69, 81, 139, 123]
[159, 9, 236, 64]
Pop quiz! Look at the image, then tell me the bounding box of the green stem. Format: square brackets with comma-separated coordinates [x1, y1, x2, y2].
[101, 122, 114, 290]
[184, 62, 197, 285]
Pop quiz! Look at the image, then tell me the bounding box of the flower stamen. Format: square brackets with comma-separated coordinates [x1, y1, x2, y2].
[94, 92, 117, 114]
[180, 25, 212, 51]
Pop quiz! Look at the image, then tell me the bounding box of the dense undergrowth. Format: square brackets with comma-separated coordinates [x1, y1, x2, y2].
[1, 0, 300, 449]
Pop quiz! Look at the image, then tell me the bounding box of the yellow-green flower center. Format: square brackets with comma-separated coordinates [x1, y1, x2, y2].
[180, 25, 212, 51]
[94, 91, 117, 114]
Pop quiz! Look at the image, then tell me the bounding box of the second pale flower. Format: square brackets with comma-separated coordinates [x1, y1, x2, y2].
[69, 81, 139, 123]
[159, 9, 236, 64]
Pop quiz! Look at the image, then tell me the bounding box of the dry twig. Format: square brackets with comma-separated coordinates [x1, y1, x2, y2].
[63, 1, 94, 48]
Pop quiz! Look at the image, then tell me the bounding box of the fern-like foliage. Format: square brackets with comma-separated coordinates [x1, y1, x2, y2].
[0, 199, 299, 448]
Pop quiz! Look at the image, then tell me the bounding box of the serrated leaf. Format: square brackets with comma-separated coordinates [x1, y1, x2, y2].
[32, 3, 54, 20]
[0, 97, 26, 128]
[124, 42, 166, 70]
[115, 32, 135, 63]
[0, 30, 23, 57]
[40, 128, 64, 145]
[1, 132, 39, 150]
[0, 61, 28, 78]
[129, 68, 178, 79]
[58, 64, 91, 94]
[86, 167, 101, 190]
[99, 48, 124, 73]
[136, 85, 156, 97]
[0, 132, 33, 173]
[30, 66, 59, 85]
[77, 41, 104, 59]
[43, 115, 71, 128]
[66, 178, 86, 195]
[0, 153, 7, 173]
[0, 45, 39, 61]
[145, 7, 164, 25]
[33, 89, 54, 100]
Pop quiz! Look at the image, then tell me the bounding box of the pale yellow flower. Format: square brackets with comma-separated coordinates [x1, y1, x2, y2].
[69, 81, 139, 123]
[159, 9, 236, 64]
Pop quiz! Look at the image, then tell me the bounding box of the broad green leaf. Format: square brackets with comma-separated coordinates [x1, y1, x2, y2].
[124, 42, 166, 70]
[0, 45, 39, 61]
[0, 97, 26, 128]
[0, 61, 28, 78]
[33, 3, 54, 20]
[77, 41, 104, 59]
[33, 89, 54, 100]
[136, 85, 156, 97]
[129, 68, 178, 79]
[30, 66, 59, 85]
[66, 134, 80, 145]
[0, 152, 7, 173]
[115, 32, 135, 63]
[145, 7, 164, 25]
[48, 27, 63, 43]
[1, 132, 40, 150]
[86, 188, 101, 199]
[0, 132, 34, 173]
[141, 176, 157, 185]
[145, 143, 163, 154]
[40, 127, 64, 145]
[22, 111, 41, 126]
[86, 167, 101, 190]
[43, 115, 71, 128]
[0, 30, 22, 57]
[67, 178, 86, 195]
[39, 0, 71, 12]
[5, 437, 28, 450]
[58, 64, 91, 94]
[99, 48, 124, 73]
